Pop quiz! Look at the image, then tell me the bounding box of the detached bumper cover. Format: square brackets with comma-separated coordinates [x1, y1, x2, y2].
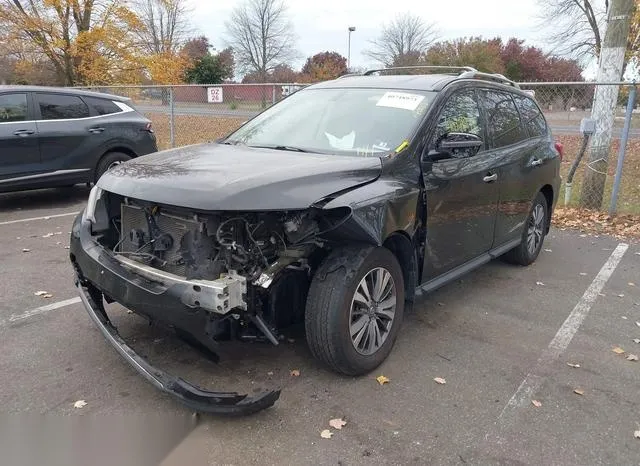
[70, 213, 280, 415]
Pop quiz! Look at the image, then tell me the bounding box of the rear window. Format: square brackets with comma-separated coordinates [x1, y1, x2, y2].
[0, 93, 28, 122]
[84, 97, 123, 116]
[513, 95, 547, 137]
[36, 93, 90, 120]
[479, 90, 528, 148]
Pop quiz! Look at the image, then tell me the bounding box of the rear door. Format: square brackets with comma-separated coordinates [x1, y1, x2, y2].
[0, 92, 40, 181]
[477, 89, 537, 247]
[421, 87, 500, 281]
[33, 92, 98, 180]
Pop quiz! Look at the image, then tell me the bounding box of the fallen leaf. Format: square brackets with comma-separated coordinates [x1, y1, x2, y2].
[613, 347, 626, 354]
[622, 316, 628, 320]
[633, 339, 640, 344]
[22, 248, 30, 253]
[329, 418, 347, 430]
[532, 400, 542, 407]
[73, 400, 87, 409]
[126, 310, 133, 314]
[579, 272, 588, 276]
[544, 248, 552, 252]
[34, 291, 48, 296]
[573, 388, 584, 396]
[320, 429, 333, 439]
[54, 231, 62, 235]
[635, 430, 640, 439]
[629, 282, 636, 287]
[376, 375, 390, 385]
[536, 281, 545, 286]
[42, 233, 54, 238]
[433, 377, 446, 385]
[42, 294, 53, 299]
[618, 294, 625, 298]
[290, 369, 300, 377]
[566, 362, 581, 368]
[626, 354, 639, 361]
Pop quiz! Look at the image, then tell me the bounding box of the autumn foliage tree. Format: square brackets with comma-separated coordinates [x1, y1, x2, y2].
[422, 37, 505, 74]
[300, 51, 347, 81]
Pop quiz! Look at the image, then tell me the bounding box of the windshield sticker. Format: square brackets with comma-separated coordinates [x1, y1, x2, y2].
[376, 92, 425, 111]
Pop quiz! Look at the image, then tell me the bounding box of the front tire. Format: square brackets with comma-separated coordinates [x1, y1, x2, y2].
[305, 246, 405, 376]
[503, 192, 548, 266]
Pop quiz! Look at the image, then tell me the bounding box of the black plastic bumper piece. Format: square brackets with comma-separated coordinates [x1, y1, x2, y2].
[75, 280, 281, 416]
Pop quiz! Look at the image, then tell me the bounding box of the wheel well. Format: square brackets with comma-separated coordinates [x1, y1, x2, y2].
[383, 233, 418, 301]
[104, 147, 137, 159]
[540, 184, 554, 232]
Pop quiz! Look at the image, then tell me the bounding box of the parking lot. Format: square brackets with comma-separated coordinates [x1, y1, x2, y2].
[1, 186, 639, 465]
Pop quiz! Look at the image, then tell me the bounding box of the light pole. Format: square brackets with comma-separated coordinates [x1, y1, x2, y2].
[347, 26, 356, 70]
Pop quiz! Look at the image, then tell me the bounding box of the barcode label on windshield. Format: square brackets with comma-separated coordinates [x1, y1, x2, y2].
[376, 92, 425, 111]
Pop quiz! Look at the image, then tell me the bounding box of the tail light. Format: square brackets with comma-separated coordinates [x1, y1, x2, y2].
[554, 141, 564, 162]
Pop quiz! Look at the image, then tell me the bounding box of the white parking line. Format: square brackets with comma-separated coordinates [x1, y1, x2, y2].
[485, 242, 629, 444]
[0, 297, 81, 328]
[0, 211, 80, 226]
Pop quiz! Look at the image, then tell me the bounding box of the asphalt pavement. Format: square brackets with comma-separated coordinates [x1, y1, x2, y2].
[1, 186, 639, 466]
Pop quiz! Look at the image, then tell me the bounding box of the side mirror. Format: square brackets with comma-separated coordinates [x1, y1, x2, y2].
[427, 132, 483, 161]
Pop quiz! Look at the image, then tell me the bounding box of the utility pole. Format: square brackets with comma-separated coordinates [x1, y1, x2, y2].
[347, 26, 356, 71]
[580, 0, 635, 210]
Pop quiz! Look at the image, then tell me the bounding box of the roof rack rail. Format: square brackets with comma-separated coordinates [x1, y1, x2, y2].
[336, 73, 363, 79]
[363, 65, 477, 76]
[458, 71, 519, 88]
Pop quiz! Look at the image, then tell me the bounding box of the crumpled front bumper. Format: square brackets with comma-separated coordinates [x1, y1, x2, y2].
[70, 213, 281, 415]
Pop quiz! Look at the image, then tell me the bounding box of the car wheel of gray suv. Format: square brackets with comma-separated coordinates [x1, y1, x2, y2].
[95, 152, 131, 182]
[503, 191, 548, 266]
[305, 245, 405, 376]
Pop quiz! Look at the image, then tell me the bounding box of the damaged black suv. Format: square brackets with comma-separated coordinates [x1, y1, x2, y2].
[70, 66, 561, 414]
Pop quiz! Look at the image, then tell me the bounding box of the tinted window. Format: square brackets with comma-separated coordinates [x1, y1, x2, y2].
[480, 90, 527, 148]
[433, 89, 483, 142]
[513, 95, 547, 137]
[84, 97, 122, 116]
[0, 94, 28, 123]
[37, 94, 90, 120]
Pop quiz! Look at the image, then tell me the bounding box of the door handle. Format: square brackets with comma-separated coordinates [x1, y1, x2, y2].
[13, 129, 34, 137]
[483, 173, 498, 183]
[88, 127, 105, 134]
[531, 158, 543, 167]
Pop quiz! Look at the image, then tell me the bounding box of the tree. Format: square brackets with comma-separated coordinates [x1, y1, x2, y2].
[500, 38, 549, 81]
[133, 0, 191, 54]
[241, 64, 298, 83]
[301, 51, 347, 81]
[364, 12, 438, 67]
[0, 0, 144, 85]
[185, 48, 234, 84]
[182, 36, 211, 62]
[225, 0, 297, 81]
[422, 37, 505, 74]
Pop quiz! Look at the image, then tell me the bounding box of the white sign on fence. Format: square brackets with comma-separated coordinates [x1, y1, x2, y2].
[207, 87, 224, 103]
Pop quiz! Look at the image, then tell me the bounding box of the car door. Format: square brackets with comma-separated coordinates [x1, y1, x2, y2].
[33, 92, 97, 180]
[421, 87, 500, 281]
[0, 92, 40, 182]
[477, 89, 535, 247]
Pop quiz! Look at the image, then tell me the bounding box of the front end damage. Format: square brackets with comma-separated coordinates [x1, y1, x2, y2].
[70, 186, 351, 414]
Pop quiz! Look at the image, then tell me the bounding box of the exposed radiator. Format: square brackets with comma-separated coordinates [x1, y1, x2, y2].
[119, 203, 200, 277]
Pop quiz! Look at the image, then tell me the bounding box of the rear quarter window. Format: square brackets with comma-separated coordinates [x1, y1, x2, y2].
[83, 97, 123, 116]
[512, 94, 547, 137]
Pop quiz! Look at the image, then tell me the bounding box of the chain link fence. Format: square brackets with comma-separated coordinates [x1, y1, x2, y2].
[79, 81, 639, 216]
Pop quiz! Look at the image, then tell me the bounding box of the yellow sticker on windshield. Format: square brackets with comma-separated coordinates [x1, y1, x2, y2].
[395, 140, 409, 153]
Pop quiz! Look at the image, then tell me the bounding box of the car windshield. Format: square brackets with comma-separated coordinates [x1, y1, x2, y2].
[224, 87, 436, 156]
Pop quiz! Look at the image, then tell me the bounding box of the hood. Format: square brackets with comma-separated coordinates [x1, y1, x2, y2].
[97, 143, 382, 211]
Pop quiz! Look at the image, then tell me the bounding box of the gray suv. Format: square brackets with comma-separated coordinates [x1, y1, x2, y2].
[0, 86, 157, 193]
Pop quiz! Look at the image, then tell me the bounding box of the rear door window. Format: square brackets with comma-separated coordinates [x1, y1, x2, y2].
[479, 90, 528, 148]
[83, 97, 123, 116]
[512, 94, 547, 137]
[0, 93, 28, 122]
[36, 93, 90, 120]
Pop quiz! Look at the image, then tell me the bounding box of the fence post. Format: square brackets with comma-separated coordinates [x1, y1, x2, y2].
[169, 86, 175, 148]
[608, 84, 636, 216]
[272, 84, 276, 105]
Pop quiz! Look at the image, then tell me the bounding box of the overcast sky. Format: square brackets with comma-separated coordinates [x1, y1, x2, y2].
[187, 0, 549, 70]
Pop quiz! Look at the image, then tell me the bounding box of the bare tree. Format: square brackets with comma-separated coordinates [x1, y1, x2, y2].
[224, 0, 297, 80]
[537, 0, 608, 60]
[133, 0, 192, 55]
[364, 13, 438, 67]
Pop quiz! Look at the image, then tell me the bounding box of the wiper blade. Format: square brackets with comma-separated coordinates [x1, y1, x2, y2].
[250, 144, 309, 153]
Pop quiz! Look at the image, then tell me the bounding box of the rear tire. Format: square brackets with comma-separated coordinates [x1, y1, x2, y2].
[305, 245, 405, 376]
[95, 152, 131, 182]
[503, 192, 548, 266]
